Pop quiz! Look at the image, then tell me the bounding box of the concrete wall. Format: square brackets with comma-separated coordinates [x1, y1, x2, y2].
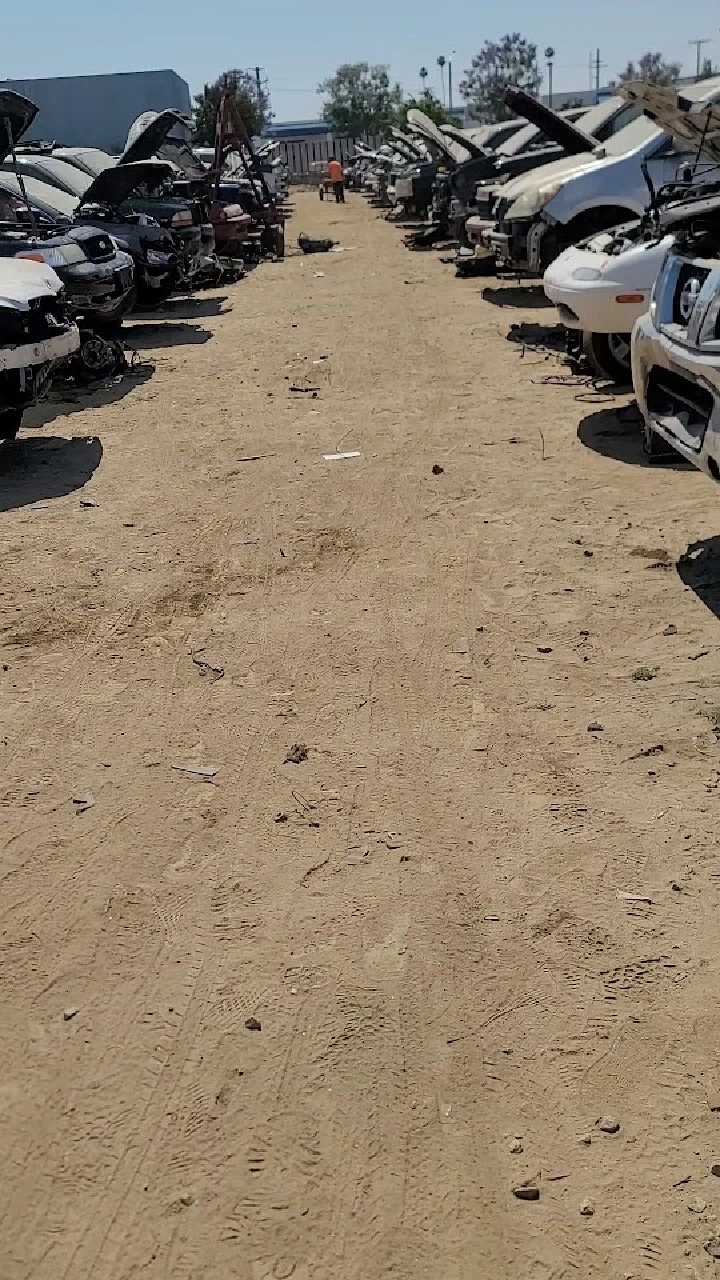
[0, 70, 191, 154]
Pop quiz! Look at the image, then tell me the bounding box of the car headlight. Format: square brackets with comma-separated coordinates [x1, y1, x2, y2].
[698, 290, 720, 346]
[571, 266, 602, 282]
[649, 251, 670, 324]
[15, 246, 66, 268]
[506, 181, 565, 221]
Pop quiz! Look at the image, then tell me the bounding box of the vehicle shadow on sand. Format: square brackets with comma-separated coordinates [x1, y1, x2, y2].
[26, 365, 155, 431]
[505, 320, 567, 351]
[677, 537, 720, 620]
[0, 435, 103, 513]
[131, 295, 231, 322]
[124, 322, 213, 350]
[577, 407, 691, 469]
[483, 284, 549, 308]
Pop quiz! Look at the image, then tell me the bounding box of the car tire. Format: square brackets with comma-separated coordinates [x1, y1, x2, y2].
[0, 408, 23, 442]
[582, 330, 632, 386]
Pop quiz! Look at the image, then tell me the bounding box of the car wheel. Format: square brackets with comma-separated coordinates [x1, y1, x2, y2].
[582, 330, 632, 386]
[0, 408, 23, 442]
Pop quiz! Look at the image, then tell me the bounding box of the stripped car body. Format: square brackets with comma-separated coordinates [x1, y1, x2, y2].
[0, 256, 79, 439]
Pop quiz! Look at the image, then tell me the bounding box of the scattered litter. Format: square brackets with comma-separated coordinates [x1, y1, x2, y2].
[664, 624, 678, 636]
[510, 1140, 524, 1154]
[484, 915, 500, 922]
[580, 1201, 595, 1217]
[588, 722, 604, 733]
[632, 666, 659, 681]
[314, 272, 326, 278]
[324, 451, 361, 461]
[598, 1116, 620, 1134]
[537, 646, 553, 654]
[673, 1175, 692, 1187]
[284, 743, 309, 765]
[617, 892, 652, 905]
[245, 1017, 262, 1032]
[291, 385, 320, 394]
[236, 453, 276, 463]
[191, 653, 225, 681]
[513, 1186, 540, 1201]
[72, 790, 95, 813]
[689, 650, 710, 661]
[627, 744, 664, 761]
[705, 1238, 720, 1260]
[274, 811, 289, 824]
[79, 499, 99, 508]
[579, 1134, 592, 1146]
[171, 764, 219, 779]
[689, 1198, 707, 1213]
[298, 234, 335, 254]
[711, 1164, 720, 1177]
[432, 464, 444, 475]
[63, 1007, 80, 1022]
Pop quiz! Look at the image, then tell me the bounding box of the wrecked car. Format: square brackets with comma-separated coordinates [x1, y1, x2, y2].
[483, 76, 720, 275]
[0, 256, 80, 440]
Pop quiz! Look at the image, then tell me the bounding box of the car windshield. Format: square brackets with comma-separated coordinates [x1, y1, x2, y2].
[31, 159, 93, 197]
[0, 173, 78, 216]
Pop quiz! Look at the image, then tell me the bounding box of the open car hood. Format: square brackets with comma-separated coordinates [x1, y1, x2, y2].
[78, 159, 175, 208]
[0, 91, 38, 165]
[406, 109, 469, 165]
[390, 128, 426, 159]
[121, 110, 194, 166]
[619, 81, 720, 165]
[503, 88, 596, 154]
[438, 123, 486, 160]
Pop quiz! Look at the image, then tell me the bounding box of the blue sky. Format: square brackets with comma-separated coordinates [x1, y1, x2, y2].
[5, 0, 720, 121]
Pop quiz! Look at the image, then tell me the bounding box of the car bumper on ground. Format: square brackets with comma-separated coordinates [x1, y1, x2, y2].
[544, 248, 649, 333]
[0, 324, 80, 373]
[633, 312, 720, 479]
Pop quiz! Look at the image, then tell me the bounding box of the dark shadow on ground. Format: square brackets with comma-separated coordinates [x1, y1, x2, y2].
[483, 284, 549, 308]
[123, 322, 213, 350]
[0, 435, 103, 513]
[505, 321, 567, 350]
[677, 536, 720, 620]
[577, 407, 690, 468]
[25, 364, 155, 430]
[131, 295, 230, 322]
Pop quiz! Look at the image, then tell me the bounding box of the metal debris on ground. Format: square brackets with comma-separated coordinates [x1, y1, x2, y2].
[191, 652, 225, 681]
[324, 451, 361, 461]
[298, 234, 336, 254]
[285, 743, 309, 764]
[171, 764, 219, 779]
[72, 790, 95, 813]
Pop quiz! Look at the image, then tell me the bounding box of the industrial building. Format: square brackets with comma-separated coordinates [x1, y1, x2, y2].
[0, 70, 191, 154]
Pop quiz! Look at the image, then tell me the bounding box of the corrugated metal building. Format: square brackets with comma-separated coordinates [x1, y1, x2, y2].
[0, 70, 191, 154]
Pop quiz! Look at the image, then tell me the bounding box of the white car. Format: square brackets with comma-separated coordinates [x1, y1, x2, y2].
[544, 225, 673, 382]
[632, 176, 720, 473]
[484, 77, 720, 275]
[0, 258, 80, 440]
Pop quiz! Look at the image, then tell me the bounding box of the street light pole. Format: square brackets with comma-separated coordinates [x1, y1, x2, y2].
[448, 50, 455, 114]
[437, 55, 446, 106]
[545, 47, 555, 109]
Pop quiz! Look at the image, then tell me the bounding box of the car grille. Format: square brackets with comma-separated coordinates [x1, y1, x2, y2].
[647, 365, 713, 449]
[0, 293, 71, 346]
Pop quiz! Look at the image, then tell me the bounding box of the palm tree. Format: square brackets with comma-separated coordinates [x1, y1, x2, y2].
[437, 55, 447, 105]
[419, 66, 429, 93]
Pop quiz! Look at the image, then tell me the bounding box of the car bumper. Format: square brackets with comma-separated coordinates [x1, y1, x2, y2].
[465, 216, 495, 256]
[544, 249, 649, 333]
[633, 312, 720, 477]
[0, 324, 80, 373]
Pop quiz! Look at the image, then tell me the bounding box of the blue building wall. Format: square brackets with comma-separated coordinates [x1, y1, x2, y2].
[0, 70, 191, 154]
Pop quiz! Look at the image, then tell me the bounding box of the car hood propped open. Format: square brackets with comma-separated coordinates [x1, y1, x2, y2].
[78, 159, 175, 208]
[121, 110, 198, 170]
[0, 91, 39, 165]
[406, 109, 469, 165]
[619, 80, 720, 165]
[437, 123, 486, 160]
[503, 88, 597, 155]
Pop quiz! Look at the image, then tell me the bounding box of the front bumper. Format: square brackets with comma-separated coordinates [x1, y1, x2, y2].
[466, 216, 496, 257]
[633, 312, 720, 478]
[544, 247, 649, 334]
[60, 258, 135, 317]
[0, 324, 80, 374]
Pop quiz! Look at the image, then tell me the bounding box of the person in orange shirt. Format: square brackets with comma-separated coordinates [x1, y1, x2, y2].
[328, 155, 345, 204]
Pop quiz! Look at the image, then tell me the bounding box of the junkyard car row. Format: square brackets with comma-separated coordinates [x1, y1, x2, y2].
[347, 77, 720, 485]
[0, 89, 288, 441]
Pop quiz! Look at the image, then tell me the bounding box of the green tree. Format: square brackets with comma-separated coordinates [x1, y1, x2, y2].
[611, 52, 681, 87]
[318, 63, 404, 136]
[460, 33, 541, 123]
[394, 90, 451, 132]
[194, 69, 271, 146]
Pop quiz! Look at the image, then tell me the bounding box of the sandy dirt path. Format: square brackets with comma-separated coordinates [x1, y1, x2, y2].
[3, 191, 720, 1279]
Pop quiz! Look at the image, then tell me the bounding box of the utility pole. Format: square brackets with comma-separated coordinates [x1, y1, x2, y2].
[545, 47, 555, 109]
[448, 51, 455, 114]
[595, 48, 601, 103]
[689, 39, 710, 80]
